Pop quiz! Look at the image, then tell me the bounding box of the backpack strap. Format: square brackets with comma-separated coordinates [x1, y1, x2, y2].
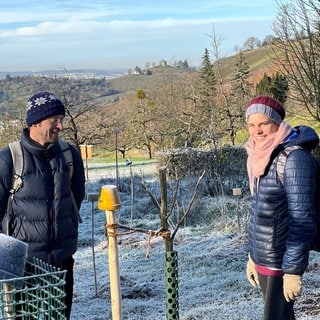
[8, 140, 73, 193]
[6, 141, 24, 235]
[276, 145, 302, 184]
[8, 141, 24, 194]
[59, 140, 73, 179]
[58, 140, 82, 224]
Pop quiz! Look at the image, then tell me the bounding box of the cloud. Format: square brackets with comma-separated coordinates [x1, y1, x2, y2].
[0, 0, 277, 71]
[0, 14, 274, 39]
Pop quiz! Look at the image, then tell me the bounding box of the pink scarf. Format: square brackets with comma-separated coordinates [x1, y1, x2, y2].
[245, 121, 293, 194]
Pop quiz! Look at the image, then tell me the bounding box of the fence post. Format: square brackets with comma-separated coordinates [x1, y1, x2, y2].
[87, 192, 99, 297]
[98, 185, 122, 320]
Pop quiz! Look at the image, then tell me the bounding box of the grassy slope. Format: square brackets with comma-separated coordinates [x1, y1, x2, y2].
[108, 66, 193, 96]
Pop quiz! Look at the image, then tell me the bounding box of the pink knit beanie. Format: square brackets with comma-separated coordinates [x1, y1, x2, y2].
[245, 96, 285, 124]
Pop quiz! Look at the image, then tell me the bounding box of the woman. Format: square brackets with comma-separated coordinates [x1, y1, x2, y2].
[244, 95, 319, 320]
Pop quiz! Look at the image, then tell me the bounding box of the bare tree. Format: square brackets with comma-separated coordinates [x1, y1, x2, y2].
[126, 89, 159, 159]
[243, 37, 262, 51]
[262, 35, 277, 46]
[204, 25, 230, 146]
[206, 24, 247, 146]
[0, 103, 25, 148]
[272, 0, 320, 121]
[148, 74, 199, 149]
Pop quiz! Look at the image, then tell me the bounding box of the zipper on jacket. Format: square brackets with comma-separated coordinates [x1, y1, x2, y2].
[255, 177, 260, 193]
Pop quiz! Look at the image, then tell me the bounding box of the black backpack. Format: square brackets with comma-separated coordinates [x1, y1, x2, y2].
[276, 145, 320, 251]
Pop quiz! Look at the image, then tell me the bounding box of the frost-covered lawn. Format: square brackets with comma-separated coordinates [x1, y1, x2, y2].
[71, 162, 320, 320]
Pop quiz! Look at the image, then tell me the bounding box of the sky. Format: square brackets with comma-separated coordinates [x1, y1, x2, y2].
[0, 0, 279, 72]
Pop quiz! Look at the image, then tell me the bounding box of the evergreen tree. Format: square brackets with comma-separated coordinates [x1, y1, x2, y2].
[196, 48, 218, 147]
[227, 51, 252, 145]
[256, 73, 272, 96]
[256, 72, 288, 104]
[232, 51, 251, 99]
[270, 73, 288, 104]
[199, 48, 216, 96]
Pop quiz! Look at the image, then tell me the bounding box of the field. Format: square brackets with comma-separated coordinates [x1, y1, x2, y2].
[71, 162, 320, 320]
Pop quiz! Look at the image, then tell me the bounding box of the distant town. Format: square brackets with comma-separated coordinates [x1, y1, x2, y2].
[0, 69, 128, 80]
[0, 59, 194, 80]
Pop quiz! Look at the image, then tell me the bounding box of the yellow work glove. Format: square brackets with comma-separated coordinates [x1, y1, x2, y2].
[246, 255, 259, 288]
[283, 274, 302, 302]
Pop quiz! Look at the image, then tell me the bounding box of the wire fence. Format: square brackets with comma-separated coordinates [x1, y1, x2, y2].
[0, 258, 66, 320]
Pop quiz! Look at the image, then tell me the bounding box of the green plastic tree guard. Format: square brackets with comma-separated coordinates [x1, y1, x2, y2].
[165, 251, 179, 320]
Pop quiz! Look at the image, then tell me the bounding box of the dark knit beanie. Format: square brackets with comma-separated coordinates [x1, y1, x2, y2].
[26, 91, 65, 126]
[245, 95, 285, 125]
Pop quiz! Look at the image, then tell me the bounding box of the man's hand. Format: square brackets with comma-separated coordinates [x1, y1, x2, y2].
[283, 274, 302, 302]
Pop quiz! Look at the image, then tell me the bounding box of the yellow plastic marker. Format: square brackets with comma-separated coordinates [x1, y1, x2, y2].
[98, 185, 121, 211]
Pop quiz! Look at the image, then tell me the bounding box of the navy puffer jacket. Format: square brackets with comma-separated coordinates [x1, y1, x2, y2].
[0, 128, 85, 265]
[248, 125, 319, 275]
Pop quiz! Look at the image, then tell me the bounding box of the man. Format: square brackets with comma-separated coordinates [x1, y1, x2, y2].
[0, 91, 85, 319]
[244, 95, 319, 320]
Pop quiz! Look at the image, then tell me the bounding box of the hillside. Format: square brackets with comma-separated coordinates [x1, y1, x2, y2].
[213, 46, 275, 81]
[107, 46, 278, 94]
[0, 45, 277, 109]
[3, 44, 319, 146]
[108, 66, 194, 95]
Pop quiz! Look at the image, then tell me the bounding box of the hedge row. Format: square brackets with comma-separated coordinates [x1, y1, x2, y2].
[155, 146, 249, 193]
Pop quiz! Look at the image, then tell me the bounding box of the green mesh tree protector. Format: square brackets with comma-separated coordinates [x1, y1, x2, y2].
[165, 251, 179, 320]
